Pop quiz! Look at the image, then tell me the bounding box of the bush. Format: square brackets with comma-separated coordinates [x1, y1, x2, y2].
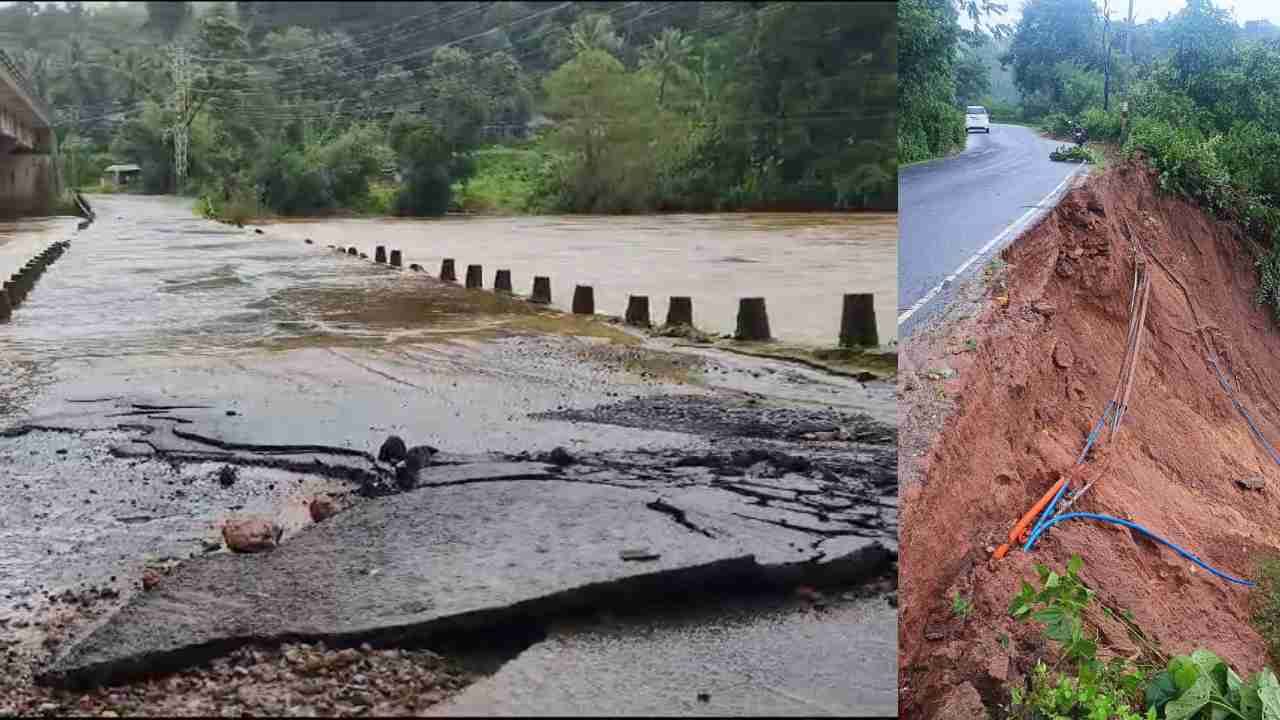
[898, 97, 965, 164]
[1082, 107, 1124, 141]
[452, 145, 549, 214]
[390, 119, 455, 217]
[255, 148, 334, 215]
[982, 98, 1026, 123]
[1042, 112, 1075, 138]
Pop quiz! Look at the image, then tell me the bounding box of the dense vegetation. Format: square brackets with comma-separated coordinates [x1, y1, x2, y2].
[986, 0, 1280, 318]
[2, 1, 896, 217]
[898, 0, 1014, 164]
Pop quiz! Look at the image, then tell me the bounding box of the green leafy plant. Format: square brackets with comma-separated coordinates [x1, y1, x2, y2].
[1145, 650, 1280, 720]
[953, 593, 974, 619]
[1007, 556, 1152, 719]
[1249, 555, 1280, 668]
[1050, 145, 1096, 163]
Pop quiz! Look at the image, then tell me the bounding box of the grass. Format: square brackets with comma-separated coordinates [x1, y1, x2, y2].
[1251, 554, 1280, 665]
[452, 144, 549, 215]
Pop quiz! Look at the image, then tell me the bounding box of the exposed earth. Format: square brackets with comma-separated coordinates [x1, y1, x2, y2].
[899, 161, 1280, 718]
[0, 196, 896, 716]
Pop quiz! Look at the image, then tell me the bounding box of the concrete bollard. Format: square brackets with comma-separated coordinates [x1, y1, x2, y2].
[625, 295, 651, 327]
[572, 285, 595, 315]
[375, 246, 387, 263]
[494, 269, 513, 293]
[465, 264, 483, 289]
[440, 259, 457, 283]
[839, 293, 878, 348]
[390, 250, 402, 268]
[735, 298, 771, 341]
[666, 297, 693, 326]
[531, 276, 551, 304]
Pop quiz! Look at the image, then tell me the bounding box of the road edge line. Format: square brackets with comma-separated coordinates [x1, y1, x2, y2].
[897, 165, 1084, 327]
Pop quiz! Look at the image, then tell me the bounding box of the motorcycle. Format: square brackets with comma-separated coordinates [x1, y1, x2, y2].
[1050, 121, 1092, 163]
[1071, 123, 1088, 147]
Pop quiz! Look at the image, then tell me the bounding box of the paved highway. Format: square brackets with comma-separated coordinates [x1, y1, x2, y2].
[898, 123, 1085, 335]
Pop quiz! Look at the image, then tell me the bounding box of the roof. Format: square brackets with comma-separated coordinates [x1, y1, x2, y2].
[104, 164, 141, 173]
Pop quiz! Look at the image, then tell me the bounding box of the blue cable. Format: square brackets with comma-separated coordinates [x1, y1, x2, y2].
[1023, 512, 1255, 587]
[1024, 402, 1116, 550]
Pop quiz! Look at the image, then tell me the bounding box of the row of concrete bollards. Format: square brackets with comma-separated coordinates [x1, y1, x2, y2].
[322, 241, 878, 347]
[0, 240, 71, 322]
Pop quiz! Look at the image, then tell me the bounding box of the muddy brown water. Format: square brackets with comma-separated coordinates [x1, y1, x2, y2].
[0, 198, 895, 362]
[264, 210, 898, 347]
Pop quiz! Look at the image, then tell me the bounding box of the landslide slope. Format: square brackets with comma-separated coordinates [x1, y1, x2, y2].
[901, 161, 1280, 718]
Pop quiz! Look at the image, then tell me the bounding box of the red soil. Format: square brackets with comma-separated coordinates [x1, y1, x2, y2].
[900, 161, 1280, 718]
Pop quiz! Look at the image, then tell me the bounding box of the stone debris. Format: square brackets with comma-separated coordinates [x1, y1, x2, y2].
[619, 548, 660, 562]
[0, 641, 474, 717]
[1237, 475, 1266, 491]
[308, 496, 338, 523]
[542, 446, 575, 466]
[378, 436, 408, 464]
[221, 517, 282, 554]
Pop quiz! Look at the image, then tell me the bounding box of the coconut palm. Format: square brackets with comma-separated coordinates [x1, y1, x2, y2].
[564, 13, 622, 58]
[640, 27, 693, 109]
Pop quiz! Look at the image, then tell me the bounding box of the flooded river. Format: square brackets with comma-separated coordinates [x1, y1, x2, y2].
[267, 211, 898, 346]
[0, 197, 895, 363]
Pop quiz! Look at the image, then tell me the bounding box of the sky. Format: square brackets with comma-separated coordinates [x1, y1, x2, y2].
[1002, 0, 1280, 25]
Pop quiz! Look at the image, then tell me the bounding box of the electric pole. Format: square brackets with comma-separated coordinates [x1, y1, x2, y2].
[1127, 0, 1135, 59]
[1103, 0, 1112, 111]
[168, 44, 191, 194]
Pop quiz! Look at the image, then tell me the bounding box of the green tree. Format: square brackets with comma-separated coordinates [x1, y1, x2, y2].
[143, 1, 191, 41]
[541, 49, 662, 212]
[558, 13, 623, 62]
[1002, 0, 1103, 110]
[640, 28, 694, 109]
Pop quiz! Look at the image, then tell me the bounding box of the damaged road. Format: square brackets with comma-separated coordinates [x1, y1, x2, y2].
[1, 194, 896, 716]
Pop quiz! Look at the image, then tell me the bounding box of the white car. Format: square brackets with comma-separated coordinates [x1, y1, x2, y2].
[965, 105, 990, 134]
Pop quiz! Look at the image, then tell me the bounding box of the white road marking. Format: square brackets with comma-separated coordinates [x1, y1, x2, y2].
[897, 166, 1084, 327]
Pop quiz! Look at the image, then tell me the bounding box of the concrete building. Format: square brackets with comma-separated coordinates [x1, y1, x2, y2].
[0, 48, 56, 218]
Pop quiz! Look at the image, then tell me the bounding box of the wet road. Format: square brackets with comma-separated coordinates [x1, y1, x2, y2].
[898, 124, 1083, 335]
[0, 195, 894, 711]
[267, 211, 897, 346]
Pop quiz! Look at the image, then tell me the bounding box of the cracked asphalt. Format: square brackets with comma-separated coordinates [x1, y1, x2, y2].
[0, 196, 896, 716]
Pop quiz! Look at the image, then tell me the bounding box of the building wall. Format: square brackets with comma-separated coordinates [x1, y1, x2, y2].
[0, 153, 54, 218]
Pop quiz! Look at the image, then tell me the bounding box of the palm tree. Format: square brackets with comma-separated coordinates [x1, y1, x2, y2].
[640, 27, 693, 109]
[565, 13, 622, 58]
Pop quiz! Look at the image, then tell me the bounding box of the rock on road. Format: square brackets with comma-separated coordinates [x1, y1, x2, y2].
[898, 123, 1085, 335]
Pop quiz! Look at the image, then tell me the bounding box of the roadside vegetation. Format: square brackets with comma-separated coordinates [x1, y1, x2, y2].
[1004, 556, 1280, 720]
[984, 0, 1280, 319]
[898, 0, 1010, 164]
[7, 1, 895, 219]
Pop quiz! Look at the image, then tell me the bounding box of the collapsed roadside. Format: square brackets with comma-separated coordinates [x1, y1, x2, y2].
[900, 160, 1280, 718]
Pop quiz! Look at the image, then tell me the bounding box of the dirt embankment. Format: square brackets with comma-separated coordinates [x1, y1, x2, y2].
[900, 161, 1280, 718]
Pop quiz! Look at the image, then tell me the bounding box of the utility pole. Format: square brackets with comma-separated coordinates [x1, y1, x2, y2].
[1103, 0, 1112, 112]
[1127, 0, 1135, 59]
[169, 44, 191, 194]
